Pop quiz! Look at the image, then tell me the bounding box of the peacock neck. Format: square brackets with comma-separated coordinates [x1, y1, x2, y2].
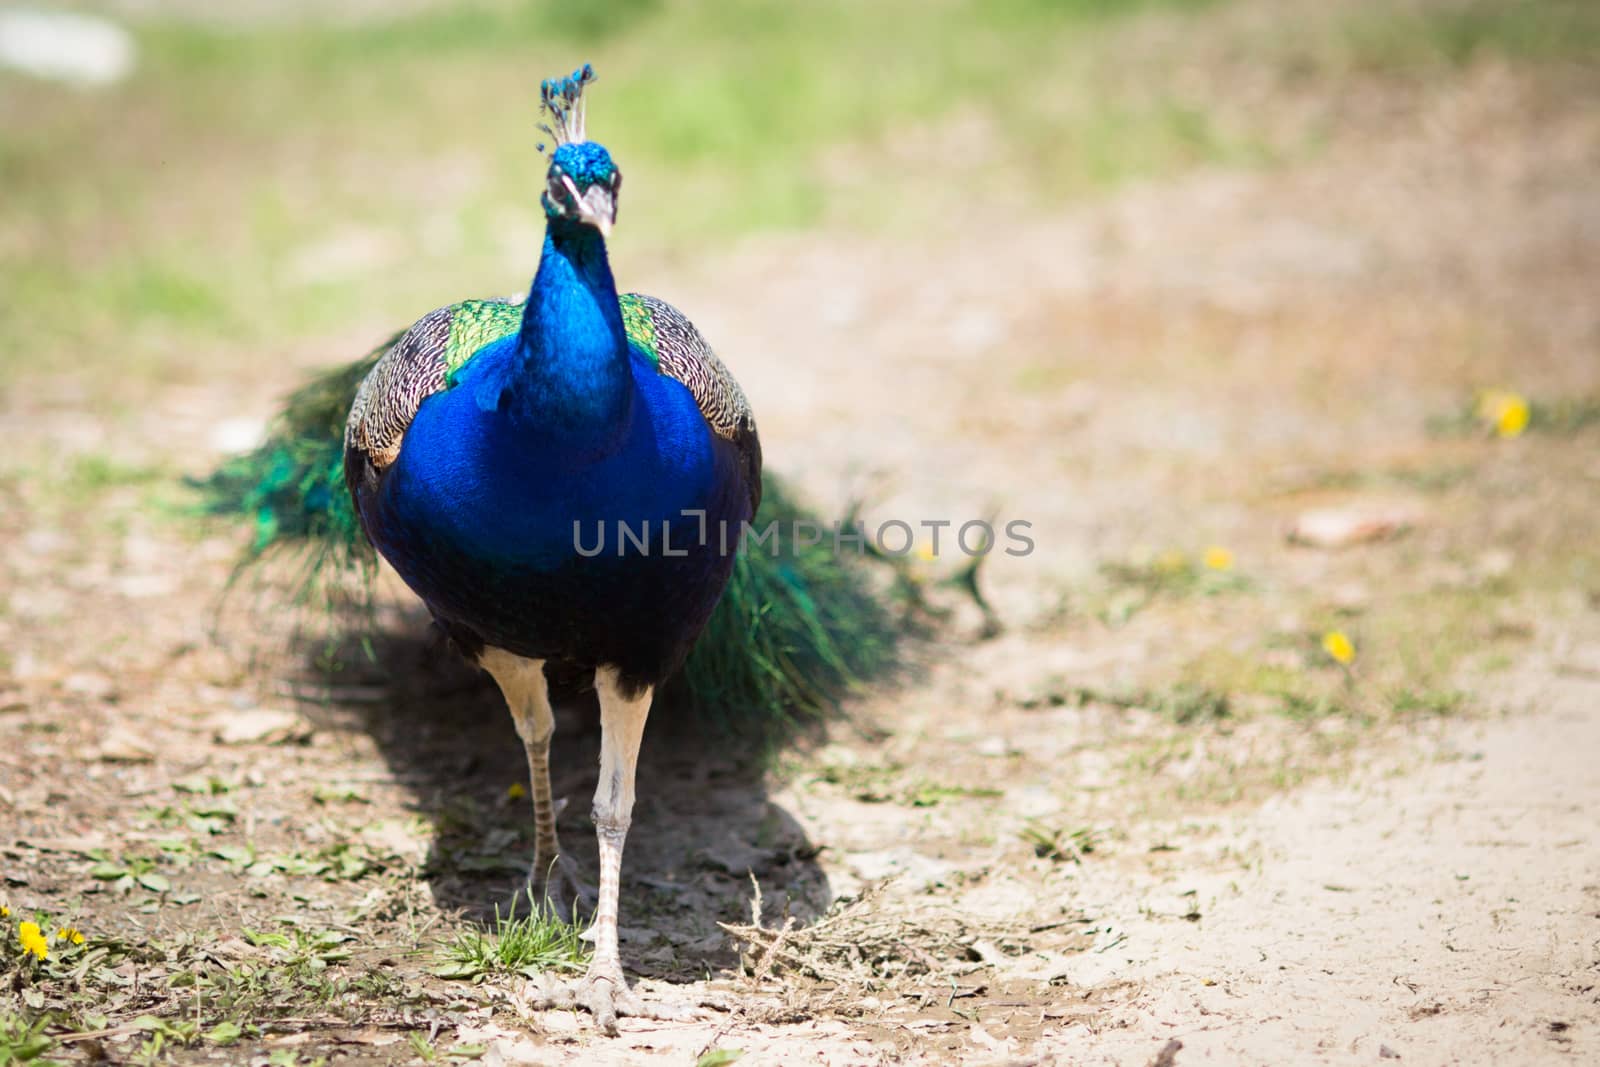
[502, 219, 632, 440]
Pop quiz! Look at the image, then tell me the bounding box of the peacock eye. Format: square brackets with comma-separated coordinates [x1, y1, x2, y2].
[547, 175, 569, 203]
[610, 171, 622, 191]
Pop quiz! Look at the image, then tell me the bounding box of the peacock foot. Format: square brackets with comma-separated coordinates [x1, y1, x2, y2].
[520, 963, 710, 1036]
[514, 851, 596, 924]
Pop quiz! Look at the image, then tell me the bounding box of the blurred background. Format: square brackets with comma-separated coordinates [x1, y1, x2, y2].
[4, 0, 1593, 388]
[2, 1, 1599, 1059]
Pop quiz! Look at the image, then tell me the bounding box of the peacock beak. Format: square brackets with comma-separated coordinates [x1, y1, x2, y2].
[577, 185, 616, 239]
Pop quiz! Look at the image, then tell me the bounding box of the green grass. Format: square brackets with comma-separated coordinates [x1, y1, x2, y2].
[1339, 0, 1600, 71]
[0, 1011, 59, 1066]
[1020, 822, 1101, 863]
[1091, 550, 1251, 625]
[407, 1032, 487, 1063]
[1429, 392, 1600, 438]
[434, 891, 588, 981]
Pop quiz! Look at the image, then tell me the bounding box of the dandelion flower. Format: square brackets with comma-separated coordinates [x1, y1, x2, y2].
[1322, 630, 1356, 666]
[1477, 389, 1530, 439]
[1203, 546, 1234, 571]
[507, 782, 527, 801]
[57, 926, 85, 945]
[1495, 395, 1529, 438]
[1, 904, 10, 918]
[18, 921, 48, 960]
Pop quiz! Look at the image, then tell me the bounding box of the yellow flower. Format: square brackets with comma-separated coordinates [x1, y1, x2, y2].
[1495, 396, 1529, 438]
[914, 542, 936, 562]
[1, 904, 10, 917]
[1477, 389, 1530, 438]
[19, 921, 48, 960]
[1322, 630, 1355, 666]
[1202, 546, 1234, 572]
[507, 782, 527, 801]
[57, 926, 84, 945]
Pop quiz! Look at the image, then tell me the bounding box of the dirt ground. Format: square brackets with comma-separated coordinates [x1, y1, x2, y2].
[4, 13, 1599, 1067]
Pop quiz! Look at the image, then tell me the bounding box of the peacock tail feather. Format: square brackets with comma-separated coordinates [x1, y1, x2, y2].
[196, 330, 899, 734]
[670, 478, 899, 735]
[197, 344, 381, 589]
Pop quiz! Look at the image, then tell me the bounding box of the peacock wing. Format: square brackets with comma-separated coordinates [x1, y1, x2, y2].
[620, 292, 763, 514]
[344, 299, 524, 475]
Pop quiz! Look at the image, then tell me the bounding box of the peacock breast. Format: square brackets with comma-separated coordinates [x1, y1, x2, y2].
[373, 350, 741, 578]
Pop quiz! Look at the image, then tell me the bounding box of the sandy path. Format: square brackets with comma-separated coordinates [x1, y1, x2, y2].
[1070, 673, 1600, 1065]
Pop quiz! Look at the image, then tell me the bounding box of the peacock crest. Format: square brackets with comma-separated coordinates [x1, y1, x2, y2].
[537, 63, 597, 152]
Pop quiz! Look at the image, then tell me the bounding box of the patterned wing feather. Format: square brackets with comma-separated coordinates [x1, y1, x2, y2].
[620, 292, 763, 514]
[344, 293, 760, 513]
[344, 299, 524, 472]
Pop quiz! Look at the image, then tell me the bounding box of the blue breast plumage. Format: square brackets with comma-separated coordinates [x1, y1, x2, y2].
[366, 336, 751, 685]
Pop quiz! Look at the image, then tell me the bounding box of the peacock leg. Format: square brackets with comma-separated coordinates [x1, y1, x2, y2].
[522, 666, 705, 1034]
[479, 649, 591, 920]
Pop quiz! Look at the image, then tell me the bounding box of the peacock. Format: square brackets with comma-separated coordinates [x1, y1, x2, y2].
[201, 65, 897, 1032]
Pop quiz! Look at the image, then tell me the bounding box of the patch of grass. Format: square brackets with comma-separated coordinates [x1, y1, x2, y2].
[907, 782, 1005, 807]
[1101, 552, 1249, 597]
[1020, 680, 1234, 724]
[1156, 684, 1234, 724]
[695, 1050, 747, 1067]
[167, 941, 404, 1029]
[1020, 822, 1100, 863]
[1091, 550, 1251, 624]
[266, 1054, 329, 1067]
[1176, 578, 1523, 726]
[434, 892, 588, 981]
[407, 1032, 487, 1063]
[0, 1010, 59, 1066]
[85, 851, 173, 896]
[1278, 462, 1475, 495]
[808, 762, 1007, 807]
[1430, 392, 1600, 438]
[206, 842, 386, 882]
[1182, 645, 1353, 719]
[241, 928, 354, 970]
[311, 784, 369, 805]
[811, 760, 903, 793]
[0, 910, 418, 1059]
[1340, 0, 1600, 71]
[1389, 687, 1468, 716]
[65, 454, 166, 493]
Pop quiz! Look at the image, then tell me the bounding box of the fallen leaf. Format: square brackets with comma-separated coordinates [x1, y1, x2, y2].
[210, 708, 312, 746]
[1288, 507, 1415, 549]
[96, 726, 155, 763]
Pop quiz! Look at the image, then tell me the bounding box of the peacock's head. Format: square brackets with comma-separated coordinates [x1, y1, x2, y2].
[537, 64, 619, 238]
[543, 141, 620, 238]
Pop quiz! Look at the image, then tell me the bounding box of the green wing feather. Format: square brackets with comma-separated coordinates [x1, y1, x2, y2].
[444, 300, 524, 382]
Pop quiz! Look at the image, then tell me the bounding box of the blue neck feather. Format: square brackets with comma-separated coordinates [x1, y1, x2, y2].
[478, 219, 631, 447]
[381, 204, 732, 577]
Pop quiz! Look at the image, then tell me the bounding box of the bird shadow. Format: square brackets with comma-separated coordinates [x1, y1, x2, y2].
[289, 613, 832, 982]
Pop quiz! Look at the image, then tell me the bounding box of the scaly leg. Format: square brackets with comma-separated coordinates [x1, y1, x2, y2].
[523, 666, 703, 1034]
[479, 649, 590, 919]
